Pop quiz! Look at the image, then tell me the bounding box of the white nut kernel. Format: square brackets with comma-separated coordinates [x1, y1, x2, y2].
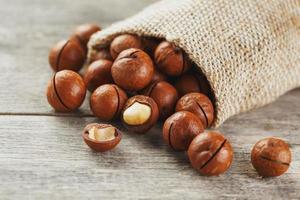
[88, 126, 116, 142]
[123, 102, 151, 125]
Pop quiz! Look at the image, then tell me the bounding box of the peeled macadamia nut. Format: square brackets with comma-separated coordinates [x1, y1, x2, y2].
[122, 95, 159, 133]
[46, 70, 86, 112]
[176, 92, 214, 128]
[163, 111, 204, 151]
[154, 41, 191, 76]
[48, 38, 86, 72]
[88, 126, 116, 141]
[188, 131, 233, 176]
[82, 123, 122, 152]
[84, 59, 113, 92]
[90, 84, 128, 121]
[111, 48, 154, 91]
[143, 81, 178, 119]
[123, 102, 152, 125]
[251, 137, 291, 177]
[110, 34, 143, 59]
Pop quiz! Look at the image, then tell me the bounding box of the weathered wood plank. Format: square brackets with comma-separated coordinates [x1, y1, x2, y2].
[0, 115, 299, 199]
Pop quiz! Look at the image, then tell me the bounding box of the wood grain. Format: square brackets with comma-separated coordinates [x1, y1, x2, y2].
[0, 0, 299, 199]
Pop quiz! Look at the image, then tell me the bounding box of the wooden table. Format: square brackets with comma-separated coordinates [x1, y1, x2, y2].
[0, 0, 299, 199]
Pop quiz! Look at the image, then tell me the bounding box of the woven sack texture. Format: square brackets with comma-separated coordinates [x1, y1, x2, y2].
[87, 0, 300, 127]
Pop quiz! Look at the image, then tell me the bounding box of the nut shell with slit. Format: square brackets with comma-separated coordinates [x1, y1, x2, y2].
[154, 41, 191, 76]
[46, 70, 86, 112]
[84, 59, 113, 92]
[143, 81, 178, 119]
[251, 137, 291, 177]
[48, 38, 86, 72]
[188, 131, 233, 176]
[163, 111, 204, 151]
[90, 84, 128, 121]
[176, 92, 214, 128]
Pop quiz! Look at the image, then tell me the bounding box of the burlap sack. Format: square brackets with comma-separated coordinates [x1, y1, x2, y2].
[87, 0, 300, 127]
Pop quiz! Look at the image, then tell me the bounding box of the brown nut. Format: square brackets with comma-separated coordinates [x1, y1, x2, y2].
[90, 48, 113, 63]
[90, 84, 128, 121]
[143, 81, 178, 119]
[83, 59, 113, 92]
[111, 48, 154, 91]
[154, 41, 191, 76]
[251, 137, 291, 177]
[48, 38, 86, 72]
[46, 70, 86, 112]
[174, 74, 201, 97]
[73, 23, 101, 46]
[162, 111, 204, 151]
[82, 123, 122, 152]
[188, 131, 233, 176]
[122, 95, 159, 133]
[110, 34, 143, 59]
[176, 92, 214, 128]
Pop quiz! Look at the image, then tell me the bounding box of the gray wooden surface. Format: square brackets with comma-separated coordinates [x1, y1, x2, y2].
[0, 0, 299, 199]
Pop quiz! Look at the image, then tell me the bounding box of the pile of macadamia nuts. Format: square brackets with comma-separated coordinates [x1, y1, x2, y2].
[46, 23, 292, 177]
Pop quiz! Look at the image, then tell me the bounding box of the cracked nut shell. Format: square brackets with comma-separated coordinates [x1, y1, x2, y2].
[90, 84, 128, 121]
[84, 59, 113, 92]
[251, 137, 291, 177]
[176, 92, 214, 128]
[48, 38, 86, 72]
[188, 131, 233, 176]
[82, 123, 122, 152]
[122, 95, 159, 133]
[110, 34, 143, 59]
[143, 81, 178, 119]
[111, 48, 154, 91]
[163, 111, 204, 151]
[46, 70, 86, 112]
[154, 41, 191, 76]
